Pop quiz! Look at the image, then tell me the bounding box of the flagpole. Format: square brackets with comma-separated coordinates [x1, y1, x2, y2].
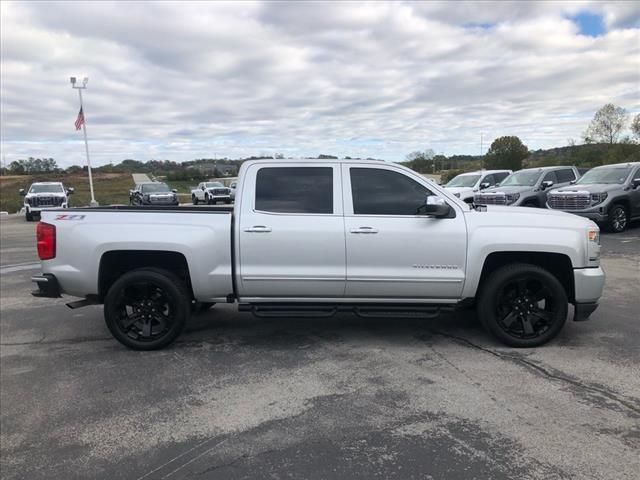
[70, 77, 98, 206]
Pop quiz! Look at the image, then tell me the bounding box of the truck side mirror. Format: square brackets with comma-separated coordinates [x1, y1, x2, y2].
[418, 195, 451, 218]
[479, 182, 490, 190]
[633, 178, 640, 189]
[66, 187, 75, 195]
[201, 186, 205, 191]
[19, 189, 26, 196]
[171, 189, 177, 193]
[541, 180, 554, 190]
[569, 180, 576, 184]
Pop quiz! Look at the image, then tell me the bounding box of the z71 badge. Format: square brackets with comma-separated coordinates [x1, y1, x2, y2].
[54, 214, 85, 221]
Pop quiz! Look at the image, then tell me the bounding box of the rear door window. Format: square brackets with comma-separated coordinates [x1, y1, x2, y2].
[556, 169, 576, 183]
[255, 167, 333, 214]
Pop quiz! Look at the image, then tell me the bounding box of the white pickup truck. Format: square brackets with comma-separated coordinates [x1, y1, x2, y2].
[32, 159, 605, 350]
[191, 181, 232, 205]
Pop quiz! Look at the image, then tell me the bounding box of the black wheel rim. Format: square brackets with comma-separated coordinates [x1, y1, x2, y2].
[495, 275, 559, 339]
[611, 207, 626, 231]
[115, 282, 175, 342]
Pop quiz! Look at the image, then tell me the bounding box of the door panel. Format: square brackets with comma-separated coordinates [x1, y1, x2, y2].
[343, 165, 467, 299]
[238, 164, 345, 298]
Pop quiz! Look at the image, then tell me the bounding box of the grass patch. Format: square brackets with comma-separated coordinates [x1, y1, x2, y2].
[0, 173, 134, 213]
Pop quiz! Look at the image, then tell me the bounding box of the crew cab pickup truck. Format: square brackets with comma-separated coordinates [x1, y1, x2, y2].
[19, 182, 74, 221]
[547, 162, 640, 233]
[444, 169, 511, 203]
[191, 182, 232, 205]
[474, 166, 580, 207]
[32, 159, 605, 350]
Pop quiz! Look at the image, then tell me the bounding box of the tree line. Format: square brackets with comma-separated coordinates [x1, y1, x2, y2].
[403, 104, 640, 182]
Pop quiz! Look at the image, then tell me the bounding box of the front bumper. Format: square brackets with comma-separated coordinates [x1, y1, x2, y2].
[26, 204, 68, 213]
[573, 266, 605, 304]
[31, 273, 61, 298]
[546, 205, 609, 223]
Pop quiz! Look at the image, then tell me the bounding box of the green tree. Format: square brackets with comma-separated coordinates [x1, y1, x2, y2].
[484, 136, 528, 170]
[631, 113, 640, 142]
[584, 104, 628, 144]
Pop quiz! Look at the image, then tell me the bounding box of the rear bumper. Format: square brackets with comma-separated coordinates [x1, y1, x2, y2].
[573, 266, 605, 303]
[31, 273, 61, 298]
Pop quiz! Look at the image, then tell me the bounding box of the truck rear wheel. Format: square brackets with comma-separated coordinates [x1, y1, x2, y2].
[104, 268, 191, 350]
[477, 263, 568, 347]
[192, 195, 198, 205]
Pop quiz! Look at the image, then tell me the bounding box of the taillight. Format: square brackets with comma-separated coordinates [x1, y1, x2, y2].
[36, 222, 56, 260]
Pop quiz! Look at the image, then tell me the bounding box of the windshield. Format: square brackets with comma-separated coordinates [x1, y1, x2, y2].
[142, 183, 171, 193]
[29, 184, 63, 193]
[205, 182, 224, 188]
[576, 166, 633, 185]
[500, 170, 542, 187]
[445, 174, 480, 188]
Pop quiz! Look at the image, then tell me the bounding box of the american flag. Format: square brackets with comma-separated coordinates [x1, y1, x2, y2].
[74, 107, 85, 130]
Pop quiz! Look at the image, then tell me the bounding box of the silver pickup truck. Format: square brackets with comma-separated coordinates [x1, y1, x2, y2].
[32, 159, 605, 350]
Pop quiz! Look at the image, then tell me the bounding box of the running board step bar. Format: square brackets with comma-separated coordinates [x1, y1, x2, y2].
[239, 303, 455, 319]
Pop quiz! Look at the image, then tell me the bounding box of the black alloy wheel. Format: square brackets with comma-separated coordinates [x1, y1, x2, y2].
[478, 264, 568, 347]
[104, 268, 190, 350]
[607, 205, 628, 233]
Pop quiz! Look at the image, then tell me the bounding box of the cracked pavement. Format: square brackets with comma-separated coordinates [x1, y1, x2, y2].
[1, 215, 639, 479]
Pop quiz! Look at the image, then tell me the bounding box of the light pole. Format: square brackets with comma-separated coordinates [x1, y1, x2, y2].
[70, 76, 98, 206]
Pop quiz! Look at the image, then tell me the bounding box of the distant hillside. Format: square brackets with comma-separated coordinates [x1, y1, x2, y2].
[525, 143, 639, 168]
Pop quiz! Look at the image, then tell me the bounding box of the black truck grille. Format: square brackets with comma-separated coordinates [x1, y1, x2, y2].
[33, 196, 64, 207]
[213, 188, 229, 195]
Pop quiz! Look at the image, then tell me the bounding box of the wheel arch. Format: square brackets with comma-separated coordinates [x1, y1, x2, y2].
[477, 251, 575, 302]
[98, 250, 194, 301]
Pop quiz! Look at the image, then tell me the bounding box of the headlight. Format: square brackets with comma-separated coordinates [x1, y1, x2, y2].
[586, 226, 601, 264]
[506, 193, 520, 204]
[590, 192, 607, 205]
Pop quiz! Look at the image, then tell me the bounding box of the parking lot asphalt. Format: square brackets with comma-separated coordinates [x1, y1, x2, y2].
[1, 214, 639, 480]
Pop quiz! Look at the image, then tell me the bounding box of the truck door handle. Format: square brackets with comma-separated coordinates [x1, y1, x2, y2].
[350, 226, 378, 234]
[244, 225, 272, 233]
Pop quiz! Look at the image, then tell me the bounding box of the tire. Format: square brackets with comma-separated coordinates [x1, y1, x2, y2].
[25, 211, 33, 222]
[192, 195, 198, 206]
[192, 301, 215, 313]
[104, 268, 191, 350]
[606, 204, 628, 233]
[477, 263, 568, 348]
[205, 194, 210, 205]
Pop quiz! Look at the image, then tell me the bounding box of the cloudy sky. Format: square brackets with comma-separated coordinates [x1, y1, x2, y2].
[1, 1, 639, 167]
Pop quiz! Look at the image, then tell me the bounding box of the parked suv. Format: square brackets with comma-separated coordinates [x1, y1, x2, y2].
[129, 182, 179, 206]
[474, 166, 579, 207]
[547, 162, 640, 233]
[444, 170, 511, 203]
[19, 182, 74, 221]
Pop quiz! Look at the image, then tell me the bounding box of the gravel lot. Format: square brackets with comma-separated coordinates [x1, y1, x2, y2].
[1, 214, 639, 479]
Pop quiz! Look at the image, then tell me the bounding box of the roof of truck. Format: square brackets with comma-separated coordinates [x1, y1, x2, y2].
[590, 162, 639, 169]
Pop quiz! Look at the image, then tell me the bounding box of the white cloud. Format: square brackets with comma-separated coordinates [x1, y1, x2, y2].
[1, 0, 638, 167]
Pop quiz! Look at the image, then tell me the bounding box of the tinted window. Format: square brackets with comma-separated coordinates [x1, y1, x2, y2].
[351, 168, 432, 215]
[482, 174, 495, 186]
[542, 171, 558, 184]
[556, 169, 576, 183]
[255, 167, 333, 214]
[494, 172, 509, 183]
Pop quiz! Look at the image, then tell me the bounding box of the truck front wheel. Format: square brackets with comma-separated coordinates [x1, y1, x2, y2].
[104, 268, 191, 350]
[477, 263, 568, 347]
[606, 204, 628, 233]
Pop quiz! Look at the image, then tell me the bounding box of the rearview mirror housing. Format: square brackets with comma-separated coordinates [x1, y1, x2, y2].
[541, 180, 554, 190]
[66, 187, 75, 195]
[419, 195, 452, 218]
[479, 182, 491, 190]
[19, 189, 26, 196]
[171, 189, 177, 194]
[633, 178, 640, 189]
